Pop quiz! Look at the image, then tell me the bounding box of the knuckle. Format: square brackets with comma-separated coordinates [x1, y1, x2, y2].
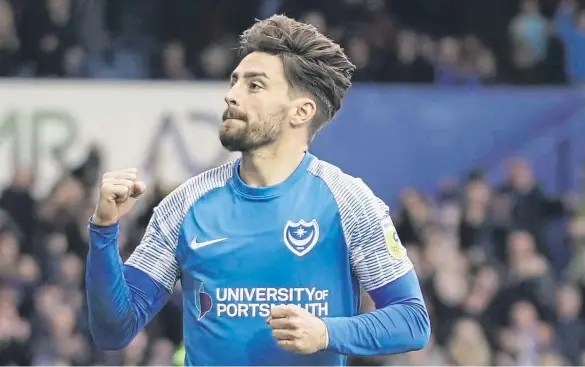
[290, 318, 302, 328]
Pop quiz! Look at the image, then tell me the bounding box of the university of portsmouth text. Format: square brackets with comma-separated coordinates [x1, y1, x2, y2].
[215, 287, 330, 317]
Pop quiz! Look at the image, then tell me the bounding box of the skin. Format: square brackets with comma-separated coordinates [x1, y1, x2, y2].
[220, 51, 318, 188]
[93, 51, 330, 354]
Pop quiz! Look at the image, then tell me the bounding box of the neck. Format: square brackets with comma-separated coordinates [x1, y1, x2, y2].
[239, 142, 306, 187]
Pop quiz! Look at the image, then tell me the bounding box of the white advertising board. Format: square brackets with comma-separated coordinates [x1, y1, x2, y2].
[0, 80, 240, 197]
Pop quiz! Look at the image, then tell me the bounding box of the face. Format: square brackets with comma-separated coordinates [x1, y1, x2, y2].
[511, 301, 537, 329]
[221, 52, 295, 152]
[164, 42, 185, 71]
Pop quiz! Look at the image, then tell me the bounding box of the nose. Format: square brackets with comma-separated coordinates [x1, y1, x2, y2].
[224, 85, 239, 107]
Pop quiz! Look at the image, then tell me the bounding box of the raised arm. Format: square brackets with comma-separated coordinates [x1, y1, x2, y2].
[86, 169, 182, 349]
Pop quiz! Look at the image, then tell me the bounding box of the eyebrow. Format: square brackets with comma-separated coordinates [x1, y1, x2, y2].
[231, 71, 270, 81]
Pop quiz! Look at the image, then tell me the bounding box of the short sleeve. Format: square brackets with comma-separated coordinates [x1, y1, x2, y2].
[125, 162, 235, 294]
[125, 192, 184, 293]
[347, 180, 413, 291]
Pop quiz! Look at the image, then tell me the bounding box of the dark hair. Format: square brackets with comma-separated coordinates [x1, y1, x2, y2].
[238, 14, 356, 140]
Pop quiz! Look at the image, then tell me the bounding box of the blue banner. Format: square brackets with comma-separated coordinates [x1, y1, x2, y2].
[311, 86, 585, 206]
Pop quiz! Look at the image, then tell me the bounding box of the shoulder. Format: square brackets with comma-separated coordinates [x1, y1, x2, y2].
[154, 161, 236, 224]
[307, 158, 387, 235]
[308, 157, 384, 210]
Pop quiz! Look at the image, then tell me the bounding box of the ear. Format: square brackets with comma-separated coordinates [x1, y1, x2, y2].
[290, 98, 317, 128]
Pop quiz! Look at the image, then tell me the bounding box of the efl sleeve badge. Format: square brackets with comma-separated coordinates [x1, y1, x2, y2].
[380, 216, 407, 259]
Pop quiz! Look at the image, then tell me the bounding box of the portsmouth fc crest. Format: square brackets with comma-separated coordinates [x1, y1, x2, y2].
[283, 219, 320, 257]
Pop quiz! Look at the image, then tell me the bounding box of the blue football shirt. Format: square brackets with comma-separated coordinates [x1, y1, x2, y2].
[125, 152, 413, 366]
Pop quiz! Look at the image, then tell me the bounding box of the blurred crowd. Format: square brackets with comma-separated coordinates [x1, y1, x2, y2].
[0, 0, 584, 84]
[0, 144, 584, 365]
[367, 160, 585, 366]
[0, 149, 183, 365]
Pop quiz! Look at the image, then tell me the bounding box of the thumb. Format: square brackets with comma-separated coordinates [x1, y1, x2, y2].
[130, 181, 147, 199]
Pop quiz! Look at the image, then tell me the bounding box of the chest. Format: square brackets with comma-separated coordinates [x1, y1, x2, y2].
[176, 193, 347, 285]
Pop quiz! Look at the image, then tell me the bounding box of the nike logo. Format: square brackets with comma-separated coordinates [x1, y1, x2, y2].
[190, 237, 228, 250]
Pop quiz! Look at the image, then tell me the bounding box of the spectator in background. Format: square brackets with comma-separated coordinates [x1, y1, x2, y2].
[458, 35, 485, 84]
[435, 37, 479, 85]
[458, 173, 493, 257]
[510, 0, 549, 63]
[345, 36, 379, 81]
[475, 49, 498, 85]
[506, 0, 568, 86]
[394, 188, 431, 246]
[0, 231, 21, 284]
[498, 158, 570, 264]
[554, 0, 585, 84]
[555, 283, 585, 365]
[18, 0, 84, 77]
[498, 301, 554, 365]
[69, 143, 103, 195]
[0, 170, 37, 255]
[503, 230, 556, 315]
[198, 41, 234, 80]
[0, 287, 32, 365]
[389, 30, 434, 83]
[151, 40, 193, 80]
[0, 0, 580, 84]
[507, 37, 544, 84]
[447, 318, 492, 365]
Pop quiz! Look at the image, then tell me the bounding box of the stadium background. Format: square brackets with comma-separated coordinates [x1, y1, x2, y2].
[0, 0, 584, 365]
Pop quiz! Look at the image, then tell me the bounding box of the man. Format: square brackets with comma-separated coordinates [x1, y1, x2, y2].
[86, 14, 430, 366]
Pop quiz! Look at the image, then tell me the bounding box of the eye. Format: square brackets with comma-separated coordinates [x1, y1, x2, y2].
[249, 82, 262, 91]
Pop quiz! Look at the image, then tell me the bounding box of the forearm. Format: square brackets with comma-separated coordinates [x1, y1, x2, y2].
[323, 270, 430, 356]
[86, 221, 167, 349]
[324, 300, 429, 355]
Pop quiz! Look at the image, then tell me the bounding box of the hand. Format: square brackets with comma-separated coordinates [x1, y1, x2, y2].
[92, 168, 146, 226]
[267, 305, 328, 354]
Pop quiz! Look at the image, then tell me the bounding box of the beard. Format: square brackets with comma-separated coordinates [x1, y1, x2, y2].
[219, 108, 285, 152]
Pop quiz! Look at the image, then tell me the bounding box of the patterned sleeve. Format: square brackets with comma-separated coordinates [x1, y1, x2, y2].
[125, 188, 185, 294]
[347, 179, 413, 291]
[125, 162, 235, 294]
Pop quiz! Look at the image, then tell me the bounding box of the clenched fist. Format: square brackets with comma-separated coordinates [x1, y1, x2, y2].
[91, 168, 146, 226]
[267, 305, 328, 355]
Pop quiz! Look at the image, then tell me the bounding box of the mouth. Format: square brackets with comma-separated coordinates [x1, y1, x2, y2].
[223, 109, 246, 123]
[223, 117, 245, 124]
